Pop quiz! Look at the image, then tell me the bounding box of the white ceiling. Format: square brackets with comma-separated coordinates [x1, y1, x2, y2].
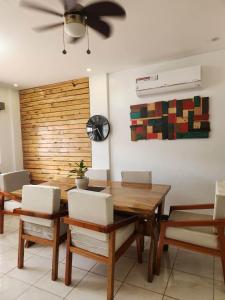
[1, 0, 225, 89]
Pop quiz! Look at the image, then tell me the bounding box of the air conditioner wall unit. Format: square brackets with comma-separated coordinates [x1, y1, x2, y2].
[136, 66, 202, 97]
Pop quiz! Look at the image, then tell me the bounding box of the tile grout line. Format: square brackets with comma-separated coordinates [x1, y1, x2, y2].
[124, 281, 165, 297]
[172, 252, 215, 281]
[7, 259, 58, 300]
[114, 241, 172, 298]
[1, 231, 99, 300]
[3, 252, 62, 299]
[171, 267, 214, 281]
[4, 252, 48, 277]
[13, 259, 91, 300]
[162, 248, 179, 299]
[113, 257, 137, 297]
[63, 270, 90, 300]
[63, 259, 99, 299]
[2, 227, 217, 300]
[29, 253, 95, 299]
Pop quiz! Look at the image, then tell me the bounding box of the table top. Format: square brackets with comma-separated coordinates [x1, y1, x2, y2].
[11, 179, 171, 215]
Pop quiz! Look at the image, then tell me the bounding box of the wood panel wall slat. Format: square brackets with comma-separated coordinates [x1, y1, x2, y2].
[20, 77, 91, 181]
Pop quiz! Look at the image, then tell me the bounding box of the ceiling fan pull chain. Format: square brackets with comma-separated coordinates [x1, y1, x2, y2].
[62, 24, 67, 55]
[86, 25, 91, 55]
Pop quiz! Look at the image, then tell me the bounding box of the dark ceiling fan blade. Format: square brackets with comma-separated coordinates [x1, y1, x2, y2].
[20, 1, 63, 17]
[68, 36, 82, 44]
[83, 1, 126, 17]
[33, 22, 64, 32]
[87, 18, 111, 38]
[59, 0, 78, 12]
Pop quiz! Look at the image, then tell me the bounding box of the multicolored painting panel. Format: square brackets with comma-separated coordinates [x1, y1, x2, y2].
[130, 96, 210, 141]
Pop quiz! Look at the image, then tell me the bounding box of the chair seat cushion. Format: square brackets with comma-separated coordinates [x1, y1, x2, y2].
[24, 221, 67, 240]
[4, 200, 21, 212]
[166, 210, 218, 249]
[71, 222, 135, 257]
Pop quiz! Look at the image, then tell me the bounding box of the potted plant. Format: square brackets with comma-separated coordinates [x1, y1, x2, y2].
[69, 160, 89, 190]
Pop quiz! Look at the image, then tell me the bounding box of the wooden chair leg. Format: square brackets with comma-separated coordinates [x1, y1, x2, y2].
[0, 214, 4, 234]
[52, 219, 60, 281]
[220, 255, 225, 285]
[217, 225, 225, 284]
[107, 232, 115, 300]
[0, 196, 5, 234]
[155, 224, 166, 276]
[140, 235, 145, 252]
[136, 234, 143, 264]
[65, 228, 72, 286]
[135, 221, 143, 263]
[148, 238, 155, 282]
[147, 218, 159, 282]
[18, 220, 24, 269]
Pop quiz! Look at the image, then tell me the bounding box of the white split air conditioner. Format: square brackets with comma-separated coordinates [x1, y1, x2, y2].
[136, 66, 202, 97]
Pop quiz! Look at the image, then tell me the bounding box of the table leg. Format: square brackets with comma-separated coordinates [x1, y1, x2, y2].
[157, 196, 165, 223]
[157, 197, 170, 252]
[147, 216, 158, 282]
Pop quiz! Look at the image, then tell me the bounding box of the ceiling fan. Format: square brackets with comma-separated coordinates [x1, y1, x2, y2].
[20, 0, 126, 54]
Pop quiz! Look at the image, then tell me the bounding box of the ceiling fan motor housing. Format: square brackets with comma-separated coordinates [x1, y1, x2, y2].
[64, 13, 86, 38]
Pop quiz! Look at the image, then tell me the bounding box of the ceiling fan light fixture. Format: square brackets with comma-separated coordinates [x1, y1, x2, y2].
[64, 14, 86, 38]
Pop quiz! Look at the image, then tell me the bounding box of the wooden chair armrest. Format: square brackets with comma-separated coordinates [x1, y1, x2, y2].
[63, 217, 110, 233]
[63, 215, 138, 234]
[161, 219, 225, 228]
[170, 203, 214, 213]
[0, 191, 21, 201]
[14, 208, 68, 220]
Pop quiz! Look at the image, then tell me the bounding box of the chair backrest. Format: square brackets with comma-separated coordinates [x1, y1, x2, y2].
[213, 181, 225, 220]
[21, 185, 61, 227]
[86, 169, 110, 181]
[0, 170, 30, 192]
[68, 189, 113, 226]
[121, 171, 152, 184]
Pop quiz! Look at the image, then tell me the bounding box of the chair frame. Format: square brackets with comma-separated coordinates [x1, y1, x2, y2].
[156, 203, 225, 284]
[14, 207, 68, 281]
[63, 215, 142, 300]
[0, 192, 22, 234]
[0, 171, 31, 234]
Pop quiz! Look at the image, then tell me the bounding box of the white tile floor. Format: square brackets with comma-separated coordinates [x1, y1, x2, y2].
[0, 215, 224, 300]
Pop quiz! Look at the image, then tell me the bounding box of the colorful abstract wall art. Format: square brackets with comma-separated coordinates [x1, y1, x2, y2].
[130, 96, 210, 141]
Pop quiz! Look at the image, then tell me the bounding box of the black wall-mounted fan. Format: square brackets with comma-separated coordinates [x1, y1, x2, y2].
[20, 0, 126, 54]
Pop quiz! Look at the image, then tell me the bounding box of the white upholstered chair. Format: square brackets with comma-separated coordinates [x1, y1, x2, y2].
[63, 189, 142, 300]
[17, 185, 67, 281]
[121, 171, 152, 184]
[156, 181, 225, 284]
[86, 168, 110, 181]
[0, 170, 30, 234]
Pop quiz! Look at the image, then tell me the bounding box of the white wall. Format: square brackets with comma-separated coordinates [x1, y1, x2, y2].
[90, 49, 225, 212]
[0, 84, 23, 172]
[89, 74, 111, 170]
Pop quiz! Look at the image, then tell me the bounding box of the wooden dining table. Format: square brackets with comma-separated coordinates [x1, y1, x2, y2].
[11, 178, 171, 281]
[11, 178, 171, 217]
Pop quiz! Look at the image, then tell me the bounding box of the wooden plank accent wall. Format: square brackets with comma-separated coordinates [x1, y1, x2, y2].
[19, 77, 91, 181]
